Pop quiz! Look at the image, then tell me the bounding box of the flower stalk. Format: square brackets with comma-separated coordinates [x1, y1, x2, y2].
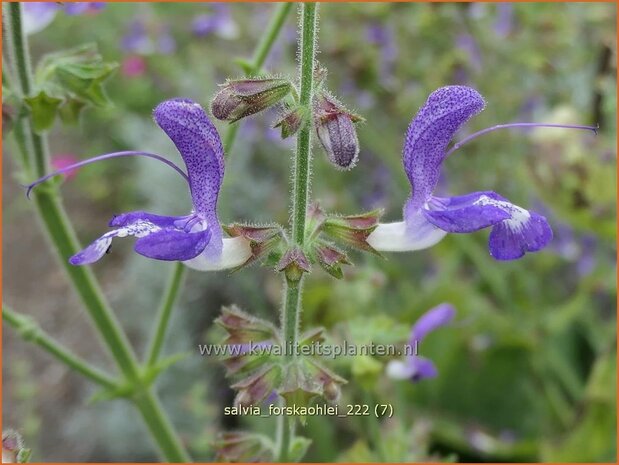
[278, 3, 319, 461]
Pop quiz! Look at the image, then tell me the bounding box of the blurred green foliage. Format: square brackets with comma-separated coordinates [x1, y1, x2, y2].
[3, 2, 616, 462]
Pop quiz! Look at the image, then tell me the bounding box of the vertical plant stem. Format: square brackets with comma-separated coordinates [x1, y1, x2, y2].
[277, 3, 319, 462]
[5, 4, 189, 462]
[291, 2, 317, 245]
[146, 263, 186, 367]
[281, 277, 302, 352]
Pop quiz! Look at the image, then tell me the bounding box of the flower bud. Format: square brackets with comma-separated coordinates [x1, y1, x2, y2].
[211, 78, 292, 123]
[232, 365, 282, 406]
[313, 93, 363, 170]
[213, 432, 272, 462]
[274, 106, 307, 139]
[215, 305, 280, 376]
[2, 430, 30, 464]
[313, 241, 351, 279]
[277, 246, 311, 282]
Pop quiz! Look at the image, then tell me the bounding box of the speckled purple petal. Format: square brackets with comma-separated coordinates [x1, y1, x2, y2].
[134, 228, 211, 261]
[70, 216, 167, 265]
[153, 99, 224, 217]
[411, 303, 455, 343]
[403, 86, 485, 216]
[489, 210, 553, 260]
[109, 210, 192, 228]
[423, 191, 512, 233]
[70, 211, 210, 265]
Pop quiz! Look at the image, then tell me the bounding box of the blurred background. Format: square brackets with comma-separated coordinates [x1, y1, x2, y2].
[2, 2, 617, 462]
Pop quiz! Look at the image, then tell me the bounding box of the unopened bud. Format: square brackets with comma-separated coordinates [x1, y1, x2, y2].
[274, 106, 307, 139]
[277, 246, 311, 282]
[313, 241, 351, 279]
[2, 430, 30, 464]
[323, 380, 341, 402]
[213, 432, 272, 462]
[211, 78, 292, 123]
[313, 93, 363, 170]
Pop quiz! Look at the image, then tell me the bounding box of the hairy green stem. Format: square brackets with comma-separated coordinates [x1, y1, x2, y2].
[277, 3, 319, 462]
[3, 305, 118, 389]
[5, 4, 189, 462]
[291, 2, 317, 245]
[223, 2, 293, 154]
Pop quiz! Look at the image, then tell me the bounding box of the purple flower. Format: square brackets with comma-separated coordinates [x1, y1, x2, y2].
[191, 4, 239, 39]
[367, 86, 597, 260]
[22, 3, 59, 34]
[64, 2, 105, 16]
[365, 23, 398, 84]
[455, 33, 483, 73]
[121, 19, 176, 56]
[494, 3, 514, 38]
[26, 99, 251, 271]
[22, 2, 104, 35]
[387, 304, 455, 382]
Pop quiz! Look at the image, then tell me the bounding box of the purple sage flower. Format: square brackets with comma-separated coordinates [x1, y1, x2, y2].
[64, 2, 105, 16]
[494, 3, 514, 39]
[387, 303, 455, 382]
[22, 2, 104, 35]
[455, 33, 483, 73]
[365, 23, 398, 84]
[26, 99, 252, 271]
[367, 86, 597, 260]
[121, 19, 176, 56]
[192, 4, 239, 39]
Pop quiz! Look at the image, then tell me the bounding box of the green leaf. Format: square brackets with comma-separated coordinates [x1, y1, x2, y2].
[35, 43, 118, 111]
[55, 62, 117, 107]
[288, 436, 312, 462]
[23, 91, 63, 133]
[58, 97, 87, 125]
[16, 448, 32, 463]
[142, 352, 189, 386]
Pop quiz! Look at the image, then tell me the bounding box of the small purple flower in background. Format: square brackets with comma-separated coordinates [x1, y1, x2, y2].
[120, 55, 147, 78]
[64, 2, 105, 16]
[455, 33, 483, 73]
[192, 4, 239, 40]
[360, 156, 391, 210]
[387, 303, 455, 382]
[121, 18, 176, 56]
[494, 3, 514, 38]
[27, 99, 252, 270]
[540, 208, 598, 277]
[22, 2, 104, 35]
[365, 22, 398, 85]
[367, 86, 597, 260]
